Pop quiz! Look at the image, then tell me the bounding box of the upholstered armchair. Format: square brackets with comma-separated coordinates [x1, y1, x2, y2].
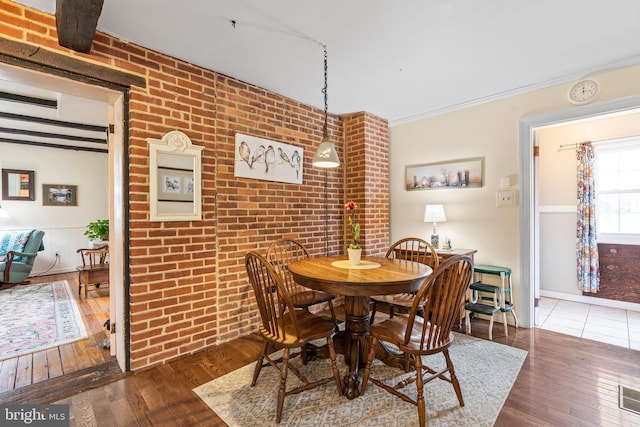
[0, 229, 45, 284]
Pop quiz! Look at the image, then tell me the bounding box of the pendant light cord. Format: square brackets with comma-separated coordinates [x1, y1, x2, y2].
[323, 48, 329, 255]
[322, 47, 328, 138]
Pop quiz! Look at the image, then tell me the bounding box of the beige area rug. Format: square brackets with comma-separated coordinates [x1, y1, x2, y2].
[194, 332, 527, 426]
[0, 280, 88, 361]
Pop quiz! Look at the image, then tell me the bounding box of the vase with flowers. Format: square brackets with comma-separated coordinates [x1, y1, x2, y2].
[345, 200, 362, 265]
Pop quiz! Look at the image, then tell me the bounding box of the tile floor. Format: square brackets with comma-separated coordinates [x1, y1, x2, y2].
[538, 297, 640, 350]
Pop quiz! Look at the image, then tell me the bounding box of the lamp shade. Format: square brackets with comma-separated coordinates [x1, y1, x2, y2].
[424, 204, 446, 223]
[312, 137, 340, 168]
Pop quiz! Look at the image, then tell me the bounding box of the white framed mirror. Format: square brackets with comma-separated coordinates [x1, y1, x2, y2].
[147, 131, 203, 221]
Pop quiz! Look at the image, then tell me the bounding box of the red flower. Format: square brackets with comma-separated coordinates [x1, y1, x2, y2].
[344, 201, 360, 249]
[345, 201, 358, 211]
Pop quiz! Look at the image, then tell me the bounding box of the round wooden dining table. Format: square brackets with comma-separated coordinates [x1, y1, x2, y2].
[288, 255, 432, 399]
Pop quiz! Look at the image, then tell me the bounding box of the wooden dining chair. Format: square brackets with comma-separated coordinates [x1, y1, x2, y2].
[76, 244, 109, 298]
[244, 251, 343, 423]
[360, 256, 474, 427]
[266, 238, 337, 326]
[369, 237, 439, 324]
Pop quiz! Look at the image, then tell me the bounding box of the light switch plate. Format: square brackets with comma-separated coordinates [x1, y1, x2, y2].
[497, 190, 516, 206]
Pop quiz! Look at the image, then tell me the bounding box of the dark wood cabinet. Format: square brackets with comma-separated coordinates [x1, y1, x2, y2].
[587, 243, 640, 303]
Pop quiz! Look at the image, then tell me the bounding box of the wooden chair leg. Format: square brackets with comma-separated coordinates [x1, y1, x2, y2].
[276, 348, 290, 424]
[444, 349, 464, 406]
[326, 337, 343, 395]
[414, 353, 426, 427]
[327, 300, 339, 332]
[251, 341, 269, 386]
[369, 301, 378, 325]
[359, 336, 377, 396]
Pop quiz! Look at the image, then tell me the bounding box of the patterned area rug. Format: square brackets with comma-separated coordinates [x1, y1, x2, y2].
[194, 332, 527, 426]
[0, 281, 88, 361]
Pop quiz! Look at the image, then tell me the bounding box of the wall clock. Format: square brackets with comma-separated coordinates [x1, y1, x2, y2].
[568, 79, 599, 105]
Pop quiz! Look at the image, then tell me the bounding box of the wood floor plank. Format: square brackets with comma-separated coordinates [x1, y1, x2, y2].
[147, 364, 204, 426]
[32, 350, 49, 383]
[85, 384, 119, 427]
[59, 342, 80, 373]
[13, 355, 32, 389]
[67, 394, 98, 427]
[46, 347, 64, 379]
[115, 379, 155, 427]
[0, 358, 18, 392]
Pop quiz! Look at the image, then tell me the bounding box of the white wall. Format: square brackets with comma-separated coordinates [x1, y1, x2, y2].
[389, 63, 640, 326]
[0, 142, 109, 274]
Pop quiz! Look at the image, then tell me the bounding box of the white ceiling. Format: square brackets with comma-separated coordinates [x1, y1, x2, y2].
[10, 0, 640, 125]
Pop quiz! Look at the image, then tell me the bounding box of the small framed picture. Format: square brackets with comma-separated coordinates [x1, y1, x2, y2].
[157, 167, 194, 202]
[42, 184, 78, 206]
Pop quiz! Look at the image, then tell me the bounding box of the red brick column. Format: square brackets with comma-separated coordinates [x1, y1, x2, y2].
[343, 112, 389, 256]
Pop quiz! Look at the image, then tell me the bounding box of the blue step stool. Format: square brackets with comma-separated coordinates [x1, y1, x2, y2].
[465, 264, 518, 340]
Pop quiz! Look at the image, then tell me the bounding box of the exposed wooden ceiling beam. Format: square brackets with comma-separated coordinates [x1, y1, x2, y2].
[0, 127, 106, 145]
[0, 111, 107, 133]
[56, 0, 105, 54]
[0, 137, 107, 153]
[0, 37, 146, 89]
[0, 91, 57, 108]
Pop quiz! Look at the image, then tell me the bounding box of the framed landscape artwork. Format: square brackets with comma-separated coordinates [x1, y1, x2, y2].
[42, 184, 78, 206]
[405, 157, 484, 191]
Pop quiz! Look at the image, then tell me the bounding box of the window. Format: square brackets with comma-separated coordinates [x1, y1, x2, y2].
[595, 138, 640, 235]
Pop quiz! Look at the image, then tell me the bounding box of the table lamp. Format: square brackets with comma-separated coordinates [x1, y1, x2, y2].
[424, 204, 446, 249]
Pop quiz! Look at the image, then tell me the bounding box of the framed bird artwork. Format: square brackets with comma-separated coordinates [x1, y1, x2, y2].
[234, 133, 303, 184]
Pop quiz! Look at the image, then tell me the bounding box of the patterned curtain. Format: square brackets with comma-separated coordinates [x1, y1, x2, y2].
[576, 143, 599, 293]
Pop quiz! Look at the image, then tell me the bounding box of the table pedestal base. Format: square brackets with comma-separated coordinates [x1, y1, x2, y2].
[305, 296, 416, 399]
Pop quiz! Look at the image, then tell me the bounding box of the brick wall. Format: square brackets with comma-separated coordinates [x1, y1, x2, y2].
[344, 112, 390, 256]
[0, 0, 389, 370]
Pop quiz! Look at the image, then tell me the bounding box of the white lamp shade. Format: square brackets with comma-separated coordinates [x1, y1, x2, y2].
[424, 204, 446, 223]
[312, 137, 340, 168]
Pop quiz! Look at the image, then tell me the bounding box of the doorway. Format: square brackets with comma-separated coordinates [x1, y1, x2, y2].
[518, 95, 640, 328]
[0, 61, 127, 389]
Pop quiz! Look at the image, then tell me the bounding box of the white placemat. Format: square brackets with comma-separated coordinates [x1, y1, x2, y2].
[330, 260, 381, 269]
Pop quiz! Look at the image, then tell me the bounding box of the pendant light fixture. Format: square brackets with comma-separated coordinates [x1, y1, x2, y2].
[312, 47, 340, 168]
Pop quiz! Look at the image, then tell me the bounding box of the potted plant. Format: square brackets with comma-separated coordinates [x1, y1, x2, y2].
[345, 201, 362, 265]
[84, 219, 109, 248]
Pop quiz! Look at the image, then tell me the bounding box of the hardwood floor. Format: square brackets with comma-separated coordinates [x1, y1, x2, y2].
[2, 298, 639, 426]
[0, 272, 114, 395]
